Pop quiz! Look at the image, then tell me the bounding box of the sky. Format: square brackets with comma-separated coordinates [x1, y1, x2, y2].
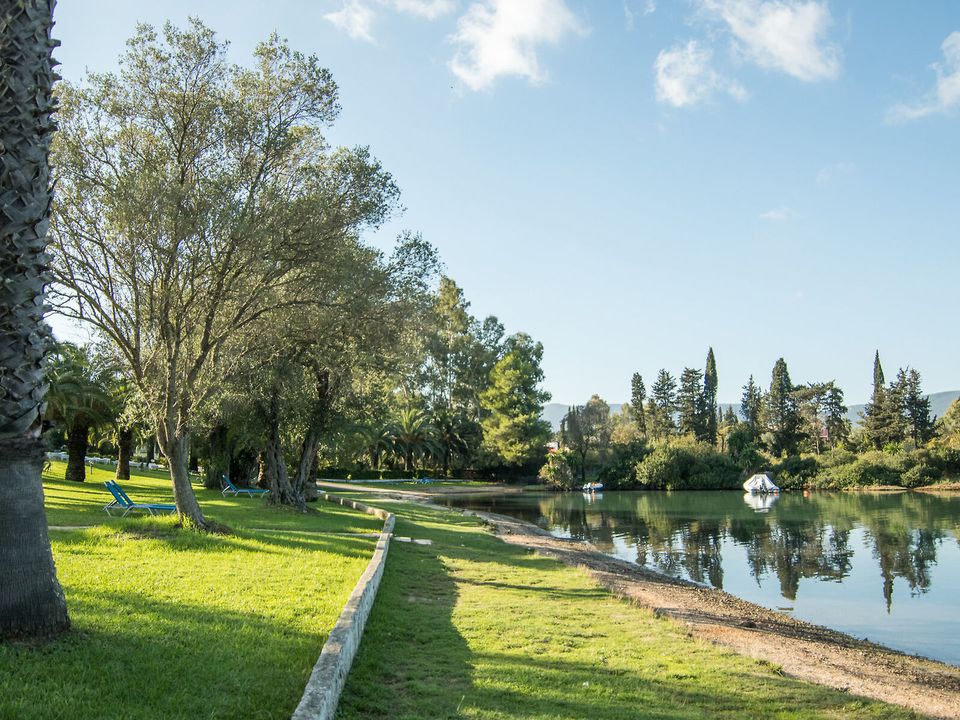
[51, 1, 960, 406]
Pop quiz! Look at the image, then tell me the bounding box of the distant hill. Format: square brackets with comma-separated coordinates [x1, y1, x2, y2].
[541, 391, 960, 431]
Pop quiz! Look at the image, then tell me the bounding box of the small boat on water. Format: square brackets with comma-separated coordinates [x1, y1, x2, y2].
[582, 482, 604, 493]
[743, 473, 779, 494]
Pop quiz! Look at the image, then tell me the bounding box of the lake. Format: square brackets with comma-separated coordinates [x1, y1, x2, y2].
[444, 490, 960, 666]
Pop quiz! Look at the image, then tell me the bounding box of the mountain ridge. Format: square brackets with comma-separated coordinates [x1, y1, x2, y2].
[541, 390, 960, 432]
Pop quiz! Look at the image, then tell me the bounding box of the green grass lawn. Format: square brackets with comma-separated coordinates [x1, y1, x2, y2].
[43, 460, 382, 533]
[336, 500, 919, 720]
[0, 463, 383, 720]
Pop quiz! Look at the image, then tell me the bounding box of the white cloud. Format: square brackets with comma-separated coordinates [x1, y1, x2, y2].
[325, 0, 377, 42]
[887, 31, 960, 122]
[449, 0, 584, 91]
[325, 0, 455, 42]
[816, 161, 853, 183]
[390, 0, 457, 20]
[702, 0, 841, 82]
[654, 40, 746, 107]
[759, 205, 799, 221]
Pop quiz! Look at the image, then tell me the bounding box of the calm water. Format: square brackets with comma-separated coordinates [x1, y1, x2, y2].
[445, 490, 960, 666]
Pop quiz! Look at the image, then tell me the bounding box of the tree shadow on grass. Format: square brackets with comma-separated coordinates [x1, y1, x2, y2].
[336, 541, 474, 720]
[0, 587, 330, 720]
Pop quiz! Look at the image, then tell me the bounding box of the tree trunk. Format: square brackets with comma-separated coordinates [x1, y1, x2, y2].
[65, 419, 89, 482]
[0, 438, 70, 638]
[292, 428, 320, 501]
[160, 428, 219, 532]
[203, 424, 228, 489]
[263, 399, 306, 510]
[115, 426, 133, 480]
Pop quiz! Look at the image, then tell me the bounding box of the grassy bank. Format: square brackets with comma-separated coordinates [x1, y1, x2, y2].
[0, 464, 381, 720]
[336, 500, 918, 720]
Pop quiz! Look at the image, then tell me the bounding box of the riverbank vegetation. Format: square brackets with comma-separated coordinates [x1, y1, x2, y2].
[542, 349, 960, 491]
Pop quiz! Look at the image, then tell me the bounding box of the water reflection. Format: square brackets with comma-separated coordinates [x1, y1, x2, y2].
[446, 490, 960, 665]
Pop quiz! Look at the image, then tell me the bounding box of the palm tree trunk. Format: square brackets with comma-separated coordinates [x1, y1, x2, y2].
[65, 419, 89, 482]
[115, 426, 133, 480]
[0, 0, 69, 638]
[0, 439, 70, 638]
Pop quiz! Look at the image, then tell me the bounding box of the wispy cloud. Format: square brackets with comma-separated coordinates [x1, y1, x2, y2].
[325, 0, 377, 42]
[324, 0, 456, 42]
[449, 0, 583, 91]
[759, 205, 799, 221]
[391, 0, 457, 20]
[816, 161, 854, 184]
[701, 0, 841, 82]
[654, 40, 746, 107]
[624, 1, 656, 31]
[887, 31, 960, 122]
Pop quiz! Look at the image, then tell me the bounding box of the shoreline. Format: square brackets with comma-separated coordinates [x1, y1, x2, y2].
[322, 482, 960, 719]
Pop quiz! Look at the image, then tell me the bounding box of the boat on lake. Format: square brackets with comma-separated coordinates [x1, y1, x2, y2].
[582, 482, 604, 493]
[743, 473, 779, 494]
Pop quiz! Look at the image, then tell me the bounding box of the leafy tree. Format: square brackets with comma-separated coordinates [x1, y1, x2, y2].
[823, 384, 850, 449]
[703, 347, 718, 445]
[649, 369, 678, 439]
[49, 21, 399, 529]
[630, 372, 647, 438]
[764, 358, 802, 456]
[479, 333, 551, 467]
[561, 395, 612, 483]
[0, 0, 70, 638]
[934, 399, 960, 449]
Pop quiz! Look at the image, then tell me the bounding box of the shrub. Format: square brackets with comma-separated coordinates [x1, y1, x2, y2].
[596, 441, 650, 489]
[635, 441, 740, 491]
[538, 449, 579, 490]
[770, 455, 818, 490]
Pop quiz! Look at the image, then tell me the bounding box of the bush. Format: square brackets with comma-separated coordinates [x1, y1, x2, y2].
[635, 441, 740, 491]
[538, 449, 579, 490]
[596, 441, 650, 489]
[770, 455, 818, 490]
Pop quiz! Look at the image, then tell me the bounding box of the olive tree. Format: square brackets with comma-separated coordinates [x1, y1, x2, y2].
[0, 0, 70, 638]
[49, 20, 399, 530]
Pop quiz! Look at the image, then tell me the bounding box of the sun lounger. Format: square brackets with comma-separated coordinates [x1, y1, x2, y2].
[221, 475, 270, 498]
[103, 481, 177, 516]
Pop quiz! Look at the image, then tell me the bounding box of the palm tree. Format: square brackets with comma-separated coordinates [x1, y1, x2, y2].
[0, 0, 69, 638]
[432, 411, 476, 477]
[45, 344, 118, 482]
[388, 409, 438, 472]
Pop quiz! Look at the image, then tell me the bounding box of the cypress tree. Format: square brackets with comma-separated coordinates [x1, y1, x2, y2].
[704, 347, 718, 445]
[630, 372, 647, 438]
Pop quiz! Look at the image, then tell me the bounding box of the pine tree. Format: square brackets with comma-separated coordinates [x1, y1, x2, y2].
[740, 375, 762, 439]
[650, 369, 678, 438]
[765, 358, 801, 456]
[703, 347, 718, 446]
[901, 368, 934, 446]
[678, 367, 706, 439]
[630, 372, 647, 438]
[823, 383, 850, 449]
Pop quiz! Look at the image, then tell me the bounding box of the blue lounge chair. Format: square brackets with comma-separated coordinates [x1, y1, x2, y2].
[221, 475, 270, 498]
[103, 481, 177, 516]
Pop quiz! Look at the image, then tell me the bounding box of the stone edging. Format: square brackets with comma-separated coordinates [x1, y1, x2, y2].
[290, 493, 395, 720]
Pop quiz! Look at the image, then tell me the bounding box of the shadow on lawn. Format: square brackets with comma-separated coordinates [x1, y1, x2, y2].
[0, 587, 325, 720]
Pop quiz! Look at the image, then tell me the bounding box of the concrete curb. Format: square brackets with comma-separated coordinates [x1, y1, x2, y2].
[291, 493, 395, 720]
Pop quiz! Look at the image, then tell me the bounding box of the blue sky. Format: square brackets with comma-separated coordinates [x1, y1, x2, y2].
[52, 1, 959, 406]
